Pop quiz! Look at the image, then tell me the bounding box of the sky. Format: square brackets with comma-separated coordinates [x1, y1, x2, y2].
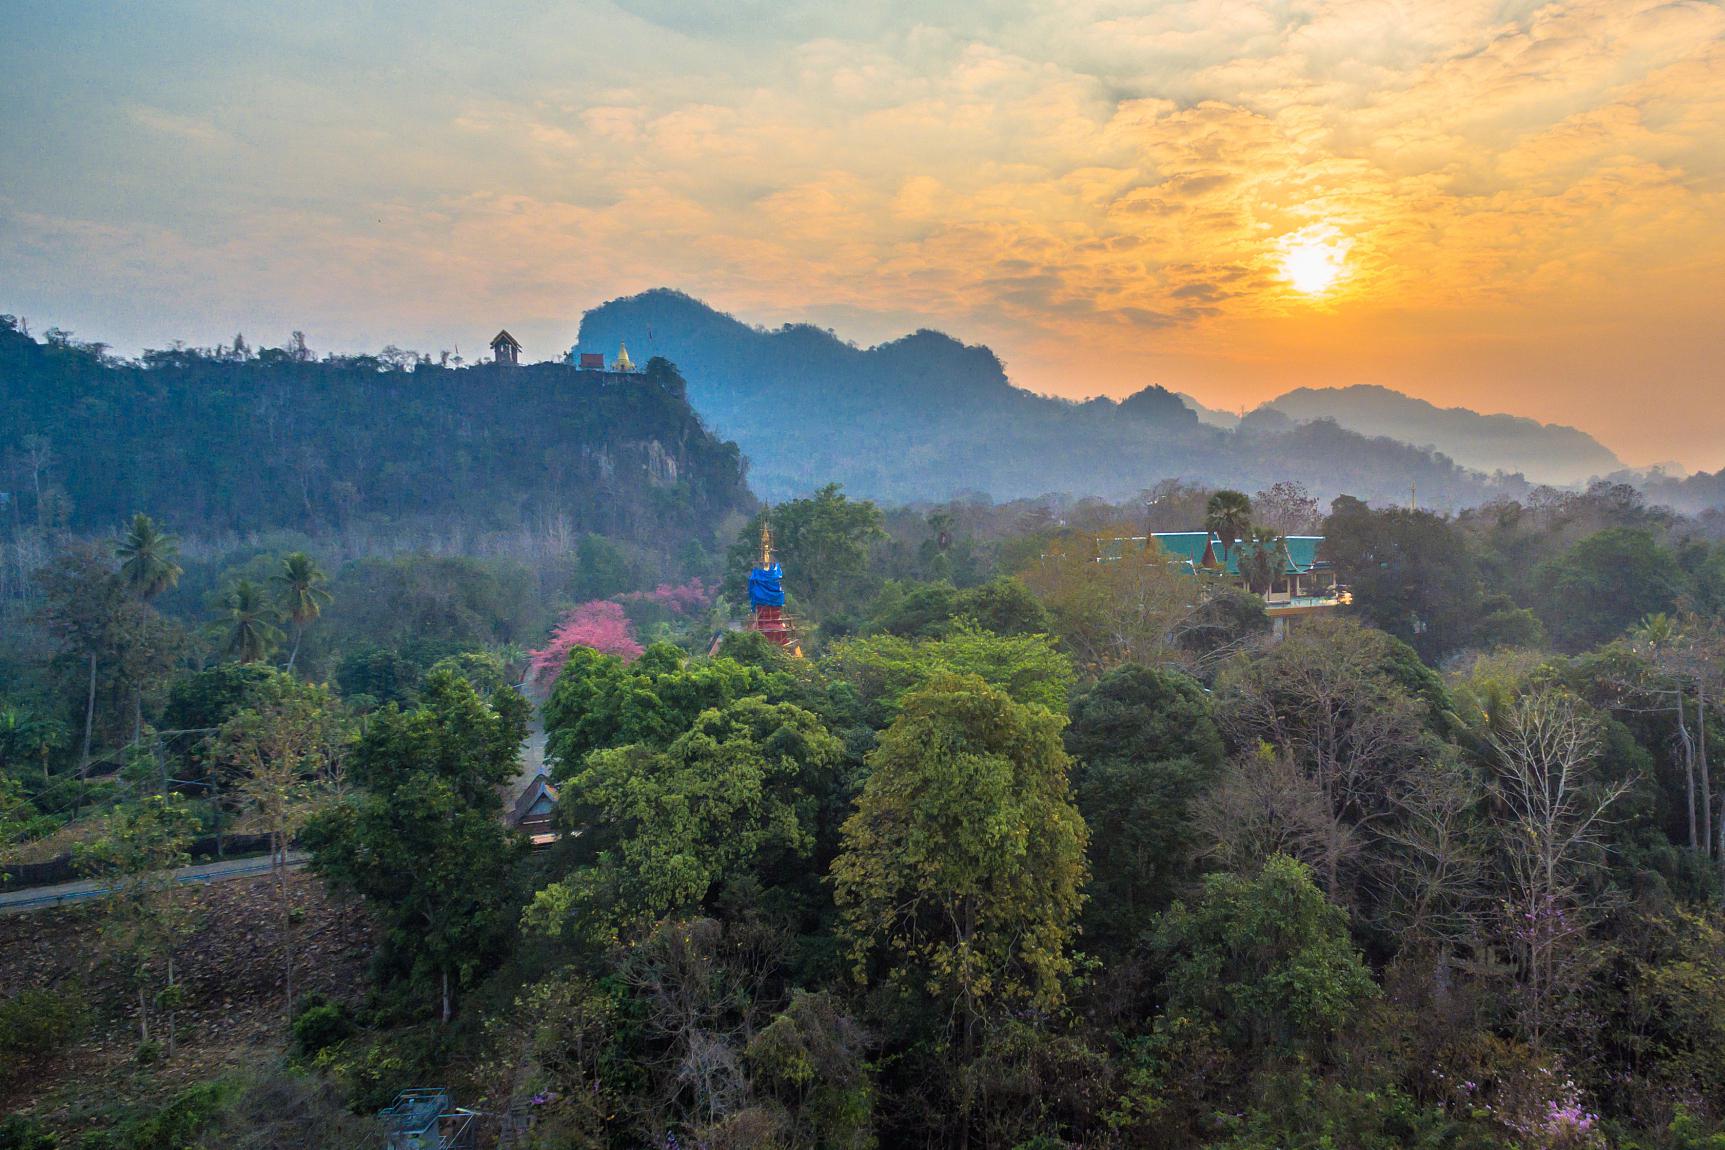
[2, 1, 1722, 471]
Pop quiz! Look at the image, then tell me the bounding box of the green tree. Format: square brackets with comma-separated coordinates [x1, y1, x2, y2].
[1066, 666, 1224, 942]
[115, 513, 185, 740]
[540, 642, 806, 780]
[302, 669, 528, 1021]
[216, 676, 349, 1017]
[1205, 490, 1254, 562]
[272, 551, 332, 672]
[823, 625, 1074, 723]
[0, 706, 65, 784]
[833, 673, 1089, 1018]
[1236, 527, 1291, 595]
[1538, 527, 1687, 651]
[727, 484, 887, 619]
[220, 579, 283, 664]
[953, 576, 1053, 636]
[75, 795, 199, 1056]
[526, 696, 843, 939]
[1154, 854, 1377, 1059]
[0, 774, 35, 851]
[1017, 531, 1206, 673]
[35, 542, 184, 771]
[1321, 498, 1487, 661]
[115, 512, 183, 601]
[1066, 663, 1223, 769]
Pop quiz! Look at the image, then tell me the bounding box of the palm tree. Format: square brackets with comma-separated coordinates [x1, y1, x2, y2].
[115, 513, 183, 744]
[115, 513, 183, 600]
[1205, 490, 1254, 562]
[1239, 527, 1292, 595]
[272, 552, 332, 672]
[222, 580, 283, 664]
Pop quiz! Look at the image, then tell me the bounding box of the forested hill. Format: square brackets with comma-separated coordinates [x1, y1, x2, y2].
[0, 320, 753, 545]
[573, 289, 1522, 507]
[1259, 384, 1622, 486]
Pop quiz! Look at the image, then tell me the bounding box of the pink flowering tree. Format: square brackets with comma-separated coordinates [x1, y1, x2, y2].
[528, 600, 644, 684]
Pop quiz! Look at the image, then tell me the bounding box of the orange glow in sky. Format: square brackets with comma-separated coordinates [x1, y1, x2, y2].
[2, 2, 1723, 470]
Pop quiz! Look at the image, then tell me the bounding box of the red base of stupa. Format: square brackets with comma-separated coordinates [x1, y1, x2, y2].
[750, 605, 798, 648]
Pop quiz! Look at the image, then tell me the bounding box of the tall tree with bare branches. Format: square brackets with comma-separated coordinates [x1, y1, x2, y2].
[1487, 688, 1634, 1051]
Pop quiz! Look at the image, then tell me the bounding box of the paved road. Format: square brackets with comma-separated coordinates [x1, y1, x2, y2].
[5, 684, 549, 918]
[0, 850, 308, 915]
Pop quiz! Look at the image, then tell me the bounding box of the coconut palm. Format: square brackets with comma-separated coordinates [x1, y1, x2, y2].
[1239, 527, 1293, 595]
[116, 513, 183, 745]
[1205, 490, 1253, 562]
[221, 579, 283, 664]
[115, 513, 183, 601]
[272, 551, 332, 671]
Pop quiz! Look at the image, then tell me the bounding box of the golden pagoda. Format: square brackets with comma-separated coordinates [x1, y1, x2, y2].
[614, 342, 635, 372]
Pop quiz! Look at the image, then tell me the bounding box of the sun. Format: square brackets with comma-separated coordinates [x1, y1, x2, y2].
[1277, 226, 1353, 296]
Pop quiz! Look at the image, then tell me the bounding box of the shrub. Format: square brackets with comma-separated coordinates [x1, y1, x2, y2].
[78, 1081, 232, 1150]
[0, 1114, 57, 1150]
[0, 988, 87, 1081]
[290, 996, 352, 1056]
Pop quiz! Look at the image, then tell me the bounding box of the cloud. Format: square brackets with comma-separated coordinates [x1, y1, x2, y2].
[2, 0, 1723, 465]
[127, 106, 232, 147]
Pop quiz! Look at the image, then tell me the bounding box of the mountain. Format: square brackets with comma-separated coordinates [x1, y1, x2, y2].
[1177, 392, 1241, 429]
[0, 320, 753, 546]
[1255, 385, 1621, 486]
[573, 290, 1521, 508]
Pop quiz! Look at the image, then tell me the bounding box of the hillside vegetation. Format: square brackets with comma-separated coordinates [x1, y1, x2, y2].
[0, 318, 753, 549]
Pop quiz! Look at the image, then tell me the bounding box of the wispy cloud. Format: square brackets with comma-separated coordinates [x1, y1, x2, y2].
[0, 0, 1721, 466]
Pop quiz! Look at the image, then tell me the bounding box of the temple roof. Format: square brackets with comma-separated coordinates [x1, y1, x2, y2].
[490, 329, 522, 350]
[1139, 532, 1329, 576]
[510, 772, 558, 826]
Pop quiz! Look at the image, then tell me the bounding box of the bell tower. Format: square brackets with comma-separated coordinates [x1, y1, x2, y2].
[490, 329, 522, 366]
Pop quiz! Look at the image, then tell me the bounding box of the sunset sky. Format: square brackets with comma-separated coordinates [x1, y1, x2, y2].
[3, 1, 1722, 470]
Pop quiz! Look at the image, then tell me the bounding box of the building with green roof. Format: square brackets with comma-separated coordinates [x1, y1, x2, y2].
[1092, 530, 1347, 634]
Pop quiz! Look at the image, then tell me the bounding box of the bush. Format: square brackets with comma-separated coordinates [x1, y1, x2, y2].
[78, 1081, 232, 1150]
[0, 1114, 57, 1150]
[0, 988, 87, 1081]
[290, 996, 352, 1056]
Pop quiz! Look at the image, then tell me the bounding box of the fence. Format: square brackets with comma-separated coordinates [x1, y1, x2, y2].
[0, 832, 275, 889]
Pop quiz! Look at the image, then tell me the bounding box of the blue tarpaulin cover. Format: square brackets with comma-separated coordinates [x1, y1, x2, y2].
[748, 564, 785, 609]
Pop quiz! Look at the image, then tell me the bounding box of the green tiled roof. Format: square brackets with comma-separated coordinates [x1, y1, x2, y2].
[1144, 532, 1327, 576]
[1150, 532, 1214, 568]
[1283, 535, 1324, 574]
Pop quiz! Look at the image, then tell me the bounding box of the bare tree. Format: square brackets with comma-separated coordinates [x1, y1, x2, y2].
[1618, 613, 1722, 861]
[1194, 746, 1358, 885]
[1379, 751, 1487, 961]
[1487, 689, 1633, 1051]
[1253, 480, 1323, 535]
[1214, 618, 1432, 897]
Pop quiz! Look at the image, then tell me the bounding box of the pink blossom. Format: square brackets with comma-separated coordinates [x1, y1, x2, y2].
[529, 600, 644, 682]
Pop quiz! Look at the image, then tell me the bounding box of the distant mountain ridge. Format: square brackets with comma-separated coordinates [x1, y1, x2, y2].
[572, 289, 1525, 508]
[1248, 385, 1622, 486]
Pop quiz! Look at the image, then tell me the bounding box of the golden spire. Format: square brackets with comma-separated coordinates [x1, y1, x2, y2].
[760, 519, 774, 567]
[614, 341, 635, 372]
